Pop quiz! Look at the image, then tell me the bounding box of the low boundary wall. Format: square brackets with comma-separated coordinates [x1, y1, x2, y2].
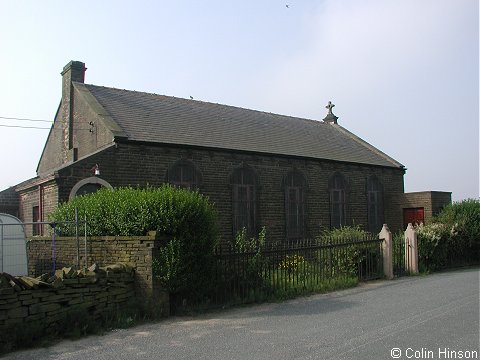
[26, 233, 168, 315]
[0, 264, 134, 335]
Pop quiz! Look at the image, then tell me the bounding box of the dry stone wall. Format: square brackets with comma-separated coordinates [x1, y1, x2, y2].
[0, 263, 134, 335]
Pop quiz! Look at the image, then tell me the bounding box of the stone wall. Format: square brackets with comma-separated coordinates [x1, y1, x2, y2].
[17, 179, 59, 237]
[13, 59, 407, 243]
[0, 187, 19, 217]
[26, 233, 168, 314]
[401, 191, 452, 225]
[0, 263, 134, 336]
[37, 65, 117, 176]
[22, 142, 406, 245]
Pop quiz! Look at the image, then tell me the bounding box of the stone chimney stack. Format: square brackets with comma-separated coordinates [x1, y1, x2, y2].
[61, 61, 86, 84]
[60, 61, 86, 163]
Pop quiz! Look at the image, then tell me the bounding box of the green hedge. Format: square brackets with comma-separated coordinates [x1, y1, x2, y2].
[50, 185, 217, 238]
[49, 185, 219, 302]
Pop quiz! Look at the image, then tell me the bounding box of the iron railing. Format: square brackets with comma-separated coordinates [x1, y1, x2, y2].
[171, 235, 384, 312]
[392, 233, 408, 277]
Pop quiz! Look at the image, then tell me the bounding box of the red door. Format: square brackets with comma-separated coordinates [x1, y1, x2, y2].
[403, 207, 424, 229]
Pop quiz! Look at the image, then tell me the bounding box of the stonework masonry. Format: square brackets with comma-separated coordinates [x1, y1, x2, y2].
[0, 187, 19, 217]
[0, 264, 135, 339]
[20, 141, 406, 241]
[26, 233, 168, 314]
[401, 191, 452, 224]
[4, 60, 410, 242]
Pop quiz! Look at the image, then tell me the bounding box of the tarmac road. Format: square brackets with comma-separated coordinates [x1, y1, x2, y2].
[5, 268, 479, 360]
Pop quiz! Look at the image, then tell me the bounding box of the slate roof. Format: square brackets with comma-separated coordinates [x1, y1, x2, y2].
[79, 83, 403, 169]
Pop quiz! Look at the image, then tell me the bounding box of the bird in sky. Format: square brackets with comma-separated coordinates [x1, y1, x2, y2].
[286, 4, 289, 8]
[189, 96, 193, 100]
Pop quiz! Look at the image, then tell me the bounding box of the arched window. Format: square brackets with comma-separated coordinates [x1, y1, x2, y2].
[69, 177, 113, 200]
[284, 170, 307, 240]
[167, 160, 202, 190]
[329, 173, 347, 229]
[76, 183, 102, 197]
[231, 166, 257, 237]
[367, 176, 384, 234]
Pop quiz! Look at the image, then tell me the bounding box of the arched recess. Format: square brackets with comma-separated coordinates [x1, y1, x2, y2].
[69, 177, 113, 200]
[166, 159, 202, 190]
[366, 175, 384, 234]
[283, 169, 307, 240]
[229, 164, 258, 238]
[328, 172, 348, 229]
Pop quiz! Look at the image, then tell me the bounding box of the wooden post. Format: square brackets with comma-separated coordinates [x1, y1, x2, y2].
[404, 223, 419, 274]
[379, 224, 393, 280]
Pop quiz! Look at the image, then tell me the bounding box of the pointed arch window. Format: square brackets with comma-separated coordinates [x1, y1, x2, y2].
[231, 166, 257, 237]
[367, 176, 384, 234]
[329, 173, 347, 229]
[284, 170, 307, 239]
[167, 160, 202, 190]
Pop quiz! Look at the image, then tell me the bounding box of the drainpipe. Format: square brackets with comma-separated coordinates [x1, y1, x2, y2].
[38, 184, 44, 236]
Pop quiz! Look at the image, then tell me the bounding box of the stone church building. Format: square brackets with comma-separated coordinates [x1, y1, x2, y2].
[0, 61, 450, 241]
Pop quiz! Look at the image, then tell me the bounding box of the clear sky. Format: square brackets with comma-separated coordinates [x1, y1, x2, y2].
[0, 0, 478, 201]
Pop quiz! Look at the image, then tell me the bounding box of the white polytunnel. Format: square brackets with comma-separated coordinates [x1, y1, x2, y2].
[0, 213, 28, 276]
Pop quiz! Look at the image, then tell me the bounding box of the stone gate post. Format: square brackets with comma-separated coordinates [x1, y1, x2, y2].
[379, 224, 393, 280]
[404, 223, 419, 274]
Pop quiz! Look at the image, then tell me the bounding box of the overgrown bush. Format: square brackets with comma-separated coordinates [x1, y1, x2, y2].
[434, 198, 480, 257]
[416, 199, 480, 271]
[222, 227, 271, 303]
[316, 226, 380, 278]
[234, 226, 267, 284]
[270, 250, 358, 300]
[235, 226, 266, 252]
[416, 223, 450, 271]
[320, 225, 372, 241]
[279, 254, 306, 275]
[50, 185, 219, 307]
[214, 227, 359, 306]
[274, 254, 315, 288]
[435, 199, 480, 241]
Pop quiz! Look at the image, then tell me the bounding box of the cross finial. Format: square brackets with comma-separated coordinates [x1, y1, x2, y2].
[323, 100, 338, 124]
[326, 101, 335, 114]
